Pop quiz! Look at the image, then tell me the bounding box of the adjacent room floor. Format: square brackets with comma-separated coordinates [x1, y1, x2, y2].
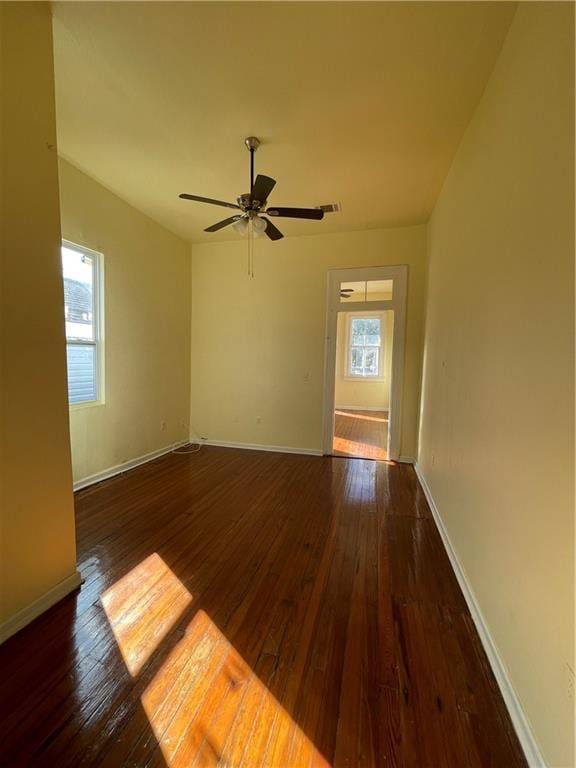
[0, 448, 526, 767]
[332, 408, 388, 460]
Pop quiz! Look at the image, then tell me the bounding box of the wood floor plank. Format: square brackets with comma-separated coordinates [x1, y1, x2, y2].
[0, 447, 527, 767]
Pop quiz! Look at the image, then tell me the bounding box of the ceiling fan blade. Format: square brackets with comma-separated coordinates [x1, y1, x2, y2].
[262, 217, 283, 241]
[251, 175, 276, 206]
[179, 193, 241, 210]
[204, 215, 242, 232]
[265, 207, 324, 220]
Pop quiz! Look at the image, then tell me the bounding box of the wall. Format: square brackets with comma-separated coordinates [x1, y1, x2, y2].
[334, 310, 393, 411]
[190, 226, 426, 457]
[58, 160, 191, 483]
[418, 4, 574, 765]
[0, 3, 79, 632]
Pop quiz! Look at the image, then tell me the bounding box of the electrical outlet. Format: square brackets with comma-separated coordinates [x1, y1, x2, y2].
[160, 421, 166, 431]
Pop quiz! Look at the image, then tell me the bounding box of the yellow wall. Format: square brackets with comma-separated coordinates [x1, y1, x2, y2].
[58, 159, 191, 483]
[0, 3, 78, 626]
[334, 310, 393, 411]
[418, 4, 574, 765]
[190, 226, 426, 457]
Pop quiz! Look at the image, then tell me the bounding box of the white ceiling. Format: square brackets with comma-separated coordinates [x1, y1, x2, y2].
[52, 2, 516, 244]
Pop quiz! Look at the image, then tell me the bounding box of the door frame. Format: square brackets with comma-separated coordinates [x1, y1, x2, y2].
[321, 265, 408, 461]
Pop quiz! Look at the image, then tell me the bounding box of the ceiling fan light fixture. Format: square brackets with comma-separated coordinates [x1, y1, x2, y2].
[232, 217, 249, 235]
[251, 216, 267, 235]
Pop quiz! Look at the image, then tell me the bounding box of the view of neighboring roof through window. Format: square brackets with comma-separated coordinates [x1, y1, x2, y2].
[62, 243, 102, 405]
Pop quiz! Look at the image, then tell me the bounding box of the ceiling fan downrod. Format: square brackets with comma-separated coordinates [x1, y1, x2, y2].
[245, 136, 260, 193]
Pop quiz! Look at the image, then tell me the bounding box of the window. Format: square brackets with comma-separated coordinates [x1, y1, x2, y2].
[61, 242, 103, 405]
[339, 279, 393, 303]
[347, 316, 382, 378]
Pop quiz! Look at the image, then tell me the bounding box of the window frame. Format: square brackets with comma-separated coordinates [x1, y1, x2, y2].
[62, 239, 105, 408]
[345, 312, 385, 381]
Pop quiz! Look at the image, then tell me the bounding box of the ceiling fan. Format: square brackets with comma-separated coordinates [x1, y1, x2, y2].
[340, 288, 354, 298]
[179, 137, 325, 241]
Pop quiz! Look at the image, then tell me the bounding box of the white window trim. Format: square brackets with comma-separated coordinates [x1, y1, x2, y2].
[62, 239, 105, 409]
[344, 312, 385, 381]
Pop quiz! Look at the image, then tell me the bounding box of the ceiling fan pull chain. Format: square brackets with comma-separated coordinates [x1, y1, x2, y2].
[248, 220, 255, 278]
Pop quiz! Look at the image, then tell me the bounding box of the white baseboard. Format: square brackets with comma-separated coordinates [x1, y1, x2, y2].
[201, 439, 411, 463]
[335, 405, 389, 413]
[0, 570, 83, 645]
[413, 463, 546, 768]
[199, 439, 323, 457]
[73, 440, 189, 491]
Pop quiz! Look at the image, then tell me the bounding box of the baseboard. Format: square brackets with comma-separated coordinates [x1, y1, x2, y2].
[397, 455, 415, 464]
[335, 405, 389, 413]
[413, 463, 546, 768]
[73, 440, 189, 491]
[0, 570, 83, 645]
[199, 439, 323, 457]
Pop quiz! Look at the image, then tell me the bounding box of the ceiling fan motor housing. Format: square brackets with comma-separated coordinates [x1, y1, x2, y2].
[238, 193, 252, 210]
[238, 192, 268, 212]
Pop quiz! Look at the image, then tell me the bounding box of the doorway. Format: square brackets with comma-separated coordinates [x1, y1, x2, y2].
[332, 310, 393, 460]
[322, 266, 407, 461]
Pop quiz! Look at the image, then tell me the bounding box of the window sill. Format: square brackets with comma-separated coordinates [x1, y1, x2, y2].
[344, 376, 386, 383]
[69, 400, 106, 411]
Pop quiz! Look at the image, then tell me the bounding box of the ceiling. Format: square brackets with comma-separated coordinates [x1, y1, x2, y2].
[52, 2, 516, 244]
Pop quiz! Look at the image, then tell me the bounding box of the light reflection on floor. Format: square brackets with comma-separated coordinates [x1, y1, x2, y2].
[102, 554, 330, 767]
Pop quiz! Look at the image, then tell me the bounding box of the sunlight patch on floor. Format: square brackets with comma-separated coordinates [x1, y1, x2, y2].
[101, 552, 192, 676]
[334, 410, 388, 423]
[332, 436, 388, 460]
[103, 555, 330, 766]
[141, 609, 330, 767]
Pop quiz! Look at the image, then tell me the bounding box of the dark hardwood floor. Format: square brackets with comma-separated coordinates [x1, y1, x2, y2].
[333, 409, 388, 460]
[0, 447, 526, 767]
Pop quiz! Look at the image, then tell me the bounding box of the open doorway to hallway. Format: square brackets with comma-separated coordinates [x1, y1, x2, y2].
[332, 309, 393, 460]
[322, 266, 407, 462]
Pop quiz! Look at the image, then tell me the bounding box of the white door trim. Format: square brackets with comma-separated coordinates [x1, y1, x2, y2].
[322, 265, 408, 461]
